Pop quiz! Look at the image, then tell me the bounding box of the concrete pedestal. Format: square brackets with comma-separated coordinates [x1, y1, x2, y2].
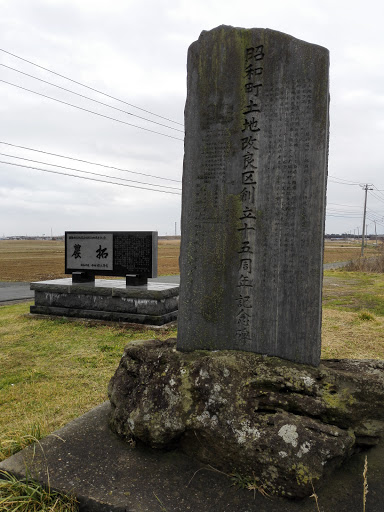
[30, 278, 179, 326]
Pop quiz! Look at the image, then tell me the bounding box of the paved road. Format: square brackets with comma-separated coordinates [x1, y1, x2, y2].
[0, 265, 346, 304]
[0, 275, 181, 304]
[0, 266, 349, 304]
[0, 281, 34, 303]
[323, 260, 349, 270]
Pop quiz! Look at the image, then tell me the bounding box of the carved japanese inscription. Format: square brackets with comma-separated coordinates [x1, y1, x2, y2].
[65, 231, 157, 278]
[177, 26, 329, 366]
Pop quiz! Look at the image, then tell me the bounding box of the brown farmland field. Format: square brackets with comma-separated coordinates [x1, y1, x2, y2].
[323, 241, 379, 264]
[0, 239, 180, 281]
[0, 239, 381, 282]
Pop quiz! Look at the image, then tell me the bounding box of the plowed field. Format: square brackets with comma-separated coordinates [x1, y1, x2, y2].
[0, 239, 180, 281]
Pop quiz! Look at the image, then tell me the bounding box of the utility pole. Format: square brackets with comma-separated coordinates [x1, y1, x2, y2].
[360, 184, 373, 257]
[374, 220, 378, 246]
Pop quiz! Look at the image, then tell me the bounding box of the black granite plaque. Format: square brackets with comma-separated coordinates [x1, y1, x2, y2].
[65, 231, 157, 278]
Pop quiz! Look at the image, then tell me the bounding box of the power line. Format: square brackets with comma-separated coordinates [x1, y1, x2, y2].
[326, 209, 362, 216]
[327, 202, 362, 209]
[367, 206, 384, 215]
[0, 141, 181, 182]
[328, 178, 361, 187]
[0, 160, 182, 195]
[0, 63, 184, 133]
[370, 219, 384, 229]
[0, 152, 182, 191]
[366, 209, 384, 222]
[326, 212, 362, 217]
[326, 208, 362, 214]
[0, 47, 183, 126]
[0, 79, 184, 141]
[371, 185, 384, 201]
[369, 190, 384, 205]
[326, 213, 362, 218]
[328, 175, 362, 186]
[367, 215, 384, 227]
[326, 208, 384, 219]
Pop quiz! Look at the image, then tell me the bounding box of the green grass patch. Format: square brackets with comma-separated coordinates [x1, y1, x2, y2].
[0, 302, 177, 463]
[0, 470, 78, 512]
[357, 310, 376, 321]
[0, 424, 43, 461]
[323, 271, 384, 316]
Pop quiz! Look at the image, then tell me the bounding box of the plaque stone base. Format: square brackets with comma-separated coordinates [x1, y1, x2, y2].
[30, 278, 179, 326]
[71, 271, 95, 283]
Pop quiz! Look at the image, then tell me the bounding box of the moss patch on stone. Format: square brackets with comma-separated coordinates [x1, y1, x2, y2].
[109, 339, 384, 498]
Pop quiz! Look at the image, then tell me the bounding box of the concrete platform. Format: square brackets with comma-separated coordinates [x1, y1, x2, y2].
[1, 402, 383, 512]
[30, 278, 179, 326]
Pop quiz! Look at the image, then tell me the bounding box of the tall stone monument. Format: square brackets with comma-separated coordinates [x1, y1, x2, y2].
[108, 29, 384, 498]
[177, 26, 329, 365]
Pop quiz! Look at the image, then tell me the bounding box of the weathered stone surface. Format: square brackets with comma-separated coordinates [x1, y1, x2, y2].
[4, 402, 384, 512]
[177, 25, 329, 365]
[108, 339, 384, 498]
[30, 278, 179, 325]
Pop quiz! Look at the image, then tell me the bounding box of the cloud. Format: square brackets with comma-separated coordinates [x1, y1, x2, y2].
[0, 0, 383, 236]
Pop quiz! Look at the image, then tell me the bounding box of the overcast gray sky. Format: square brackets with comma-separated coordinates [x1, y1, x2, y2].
[1, 0, 384, 237]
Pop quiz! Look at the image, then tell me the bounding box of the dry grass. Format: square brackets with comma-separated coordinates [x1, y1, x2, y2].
[2, 239, 382, 282]
[155, 239, 180, 276]
[0, 302, 177, 463]
[323, 241, 380, 265]
[0, 239, 180, 281]
[322, 308, 384, 359]
[344, 253, 384, 273]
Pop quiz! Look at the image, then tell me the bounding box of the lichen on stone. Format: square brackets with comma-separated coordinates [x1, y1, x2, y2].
[108, 338, 384, 498]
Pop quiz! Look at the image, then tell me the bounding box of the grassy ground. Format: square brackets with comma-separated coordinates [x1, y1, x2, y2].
[1, 270, 384, 464]
[321, 270, 384, 359]
[0, 470, 78, 512]
[323, 241, 379, 264]
[323, 271, 384, 316]
[1, 240, 383, 510]
[0, 303, 177, 462]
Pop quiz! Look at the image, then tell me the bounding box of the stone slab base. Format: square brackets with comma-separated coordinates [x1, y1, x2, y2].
[1, 402, 384, 512]
[26, 313, 177, 331]
[109, 339, 384, 498]
[30, 278, 179, 326]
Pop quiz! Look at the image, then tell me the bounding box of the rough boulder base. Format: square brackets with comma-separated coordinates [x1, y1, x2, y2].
[108, 339, 384, 499]
[177, 25, 329, 366]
